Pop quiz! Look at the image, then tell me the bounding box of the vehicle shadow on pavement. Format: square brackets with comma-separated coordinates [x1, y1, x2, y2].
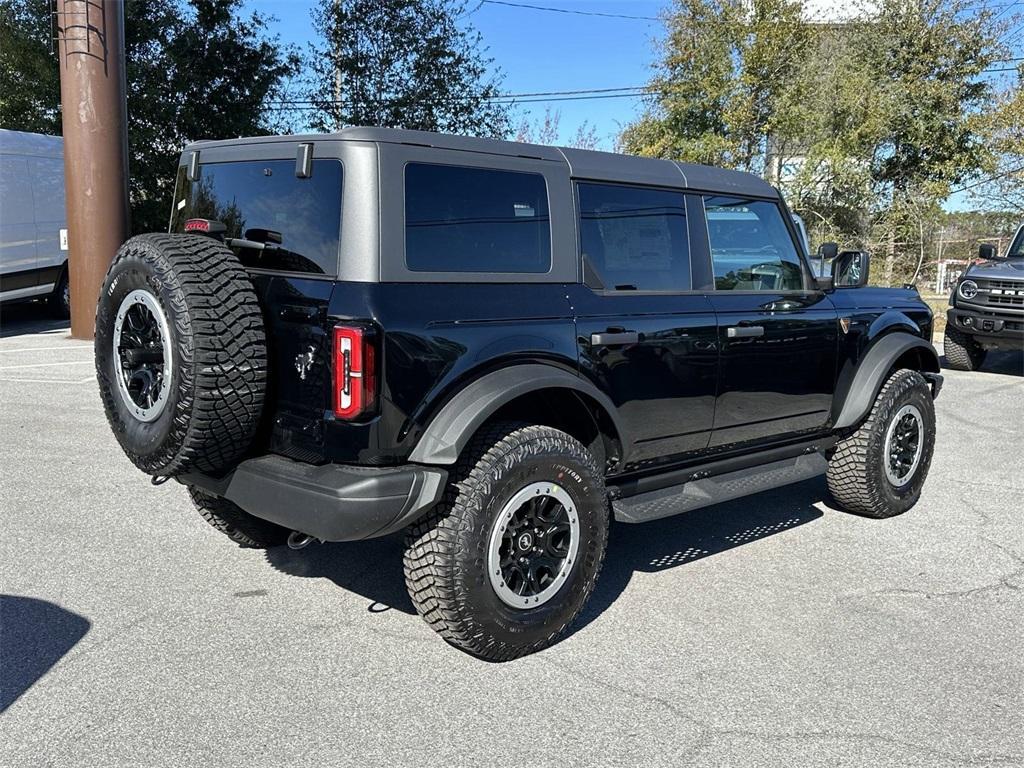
[0, 303, 70, 338]
[0, 595, 90, 712]
[265, 535, 417, 614]
[264, 478, 827, 623]
[939, 349, 1022, 376]
[569, 477, 826, 637]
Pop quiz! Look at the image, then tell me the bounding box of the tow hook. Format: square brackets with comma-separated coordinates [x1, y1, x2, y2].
[286, 531, 317, 550]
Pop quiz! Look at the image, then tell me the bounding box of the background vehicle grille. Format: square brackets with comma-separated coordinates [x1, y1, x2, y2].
[972, 279, 1024, 310]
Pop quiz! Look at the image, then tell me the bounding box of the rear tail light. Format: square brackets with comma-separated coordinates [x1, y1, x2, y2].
[332, 325, 377, 420]
[184, 218, 227, 235]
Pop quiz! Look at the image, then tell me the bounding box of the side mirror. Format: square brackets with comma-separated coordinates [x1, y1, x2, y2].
[832, 250, 870, 288]
[978, 243, 997, 261]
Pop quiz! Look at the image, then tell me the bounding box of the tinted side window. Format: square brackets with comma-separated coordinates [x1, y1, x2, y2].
[578, 183, 690, 291]
[405, 163, 551, 273]
[704, 196, 804, 291]
[172, 159, 342, 275]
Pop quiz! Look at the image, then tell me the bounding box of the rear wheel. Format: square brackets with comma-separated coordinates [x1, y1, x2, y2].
[403, 422, 609, 661]
[827, 369, 935, 518]
[188, 486, 289, 549]
[943, 325, 986, 371]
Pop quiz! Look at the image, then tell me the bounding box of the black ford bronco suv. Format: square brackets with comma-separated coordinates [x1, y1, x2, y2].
[944, 224, 1024, 370]
[95, 128, 942, 661]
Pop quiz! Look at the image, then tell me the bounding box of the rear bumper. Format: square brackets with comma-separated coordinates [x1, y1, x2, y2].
[947, 308, 1024, 346]
[180, 456, 447, 542]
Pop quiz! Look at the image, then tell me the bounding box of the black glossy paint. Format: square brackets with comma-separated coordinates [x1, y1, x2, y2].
[570, 288, 717, 470]
[705, 290, 838, 448]
[245, 276, 936, 473]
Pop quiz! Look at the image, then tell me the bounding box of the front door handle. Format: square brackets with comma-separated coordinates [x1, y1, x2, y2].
[591, 330, 639, 346]
[726, 325, 765, 339]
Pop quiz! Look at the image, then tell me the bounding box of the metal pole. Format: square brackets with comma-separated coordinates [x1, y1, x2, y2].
[55, 0, 130, 340]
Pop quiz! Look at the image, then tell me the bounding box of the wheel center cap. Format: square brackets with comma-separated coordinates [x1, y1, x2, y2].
[517, 532, 534, 551]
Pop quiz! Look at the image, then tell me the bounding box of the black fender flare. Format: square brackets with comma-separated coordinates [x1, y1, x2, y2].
[408, 364, 627, 465]
[832, 332, 940, 430]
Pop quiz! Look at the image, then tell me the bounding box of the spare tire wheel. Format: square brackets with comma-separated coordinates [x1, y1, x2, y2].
[95, 233, 268, 477]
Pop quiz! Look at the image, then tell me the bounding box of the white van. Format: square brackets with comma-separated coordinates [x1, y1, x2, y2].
[0, 129, 70, 317]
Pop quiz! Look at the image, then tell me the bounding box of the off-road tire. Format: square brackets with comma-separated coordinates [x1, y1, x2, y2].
[943, 325, 986, 371]
[403, 422, 609, 661]
[95, 233, 267, 477]
[188, 486, 289, 548]
[827, 369, 935, 518]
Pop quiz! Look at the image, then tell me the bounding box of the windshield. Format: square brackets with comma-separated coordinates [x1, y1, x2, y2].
[1009, 227, 1024, 258]
[170, 159, 342, 275]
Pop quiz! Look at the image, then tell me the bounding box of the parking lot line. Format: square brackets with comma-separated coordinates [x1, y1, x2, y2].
[0, 377, 94, 385]
[0, 360, 94, 371]
[0, 345, 93, 353]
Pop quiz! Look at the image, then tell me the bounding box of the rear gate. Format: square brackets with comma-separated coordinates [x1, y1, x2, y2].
[248, 274, 335, 463]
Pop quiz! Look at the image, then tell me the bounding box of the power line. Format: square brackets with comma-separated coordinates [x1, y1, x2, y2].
[478, 0, 660, 21]
[479, 0, 1017, 24]
[271, 85, 648, 105]
[991, 0, 1022, 21]
[268, 56, 1018, 110]
[949, 162, 1024, 194]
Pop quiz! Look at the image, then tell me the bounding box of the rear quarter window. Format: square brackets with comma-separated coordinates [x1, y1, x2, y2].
[404, 162, 551, 274]
[171, 159, 342, 275]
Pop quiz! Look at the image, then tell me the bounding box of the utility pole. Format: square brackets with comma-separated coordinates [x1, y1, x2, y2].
[55, 0, 130, 340]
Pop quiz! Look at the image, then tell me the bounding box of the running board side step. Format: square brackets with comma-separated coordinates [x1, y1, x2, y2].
[611, 453, 828, 524]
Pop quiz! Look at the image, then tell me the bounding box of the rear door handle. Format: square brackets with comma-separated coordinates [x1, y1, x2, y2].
[591, 331, 639, 346]
[726, 325, 765, 339]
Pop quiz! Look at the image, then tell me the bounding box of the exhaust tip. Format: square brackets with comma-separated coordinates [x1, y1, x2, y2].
[286, 531, 316, 550]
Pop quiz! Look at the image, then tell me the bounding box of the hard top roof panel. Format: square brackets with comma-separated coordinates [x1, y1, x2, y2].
[184, 127, 776, 197]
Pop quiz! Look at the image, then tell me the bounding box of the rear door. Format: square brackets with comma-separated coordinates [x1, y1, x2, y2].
[698, 195, 838, 448]
[571, 182, 718, 472]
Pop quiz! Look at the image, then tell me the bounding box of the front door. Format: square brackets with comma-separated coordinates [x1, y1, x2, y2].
[571, 182, 718, 472]
[699, 195, 839, 448]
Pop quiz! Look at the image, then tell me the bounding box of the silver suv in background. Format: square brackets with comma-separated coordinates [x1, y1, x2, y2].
[944, 223, 1024, 370]
[0, 129, 71, 317]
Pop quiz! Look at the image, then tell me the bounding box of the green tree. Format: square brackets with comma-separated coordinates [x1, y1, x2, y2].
[619, 0, 813, 172]
[623, 0, 1010, 284]
[0, 0, 299, 233]
[973, 67, 1024, 213]
[0, 0, 61, 134]
[306, 0, 509, 137]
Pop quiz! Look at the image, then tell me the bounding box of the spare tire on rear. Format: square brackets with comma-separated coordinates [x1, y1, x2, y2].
[95, 233, 268, 478]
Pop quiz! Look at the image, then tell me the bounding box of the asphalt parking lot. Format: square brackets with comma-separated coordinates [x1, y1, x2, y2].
[1, 303, 1022, 768]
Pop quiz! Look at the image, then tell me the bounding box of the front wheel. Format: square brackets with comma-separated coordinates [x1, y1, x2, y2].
[827, 369, 936, 518]
[403, 422, 609, 661]
[943, 325, 986, 371]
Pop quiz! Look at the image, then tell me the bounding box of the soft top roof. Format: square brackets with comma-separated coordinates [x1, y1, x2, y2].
[185, 127, 777, 198]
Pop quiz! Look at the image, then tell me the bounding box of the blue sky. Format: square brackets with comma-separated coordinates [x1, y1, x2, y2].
[246, 0, 664, 149]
